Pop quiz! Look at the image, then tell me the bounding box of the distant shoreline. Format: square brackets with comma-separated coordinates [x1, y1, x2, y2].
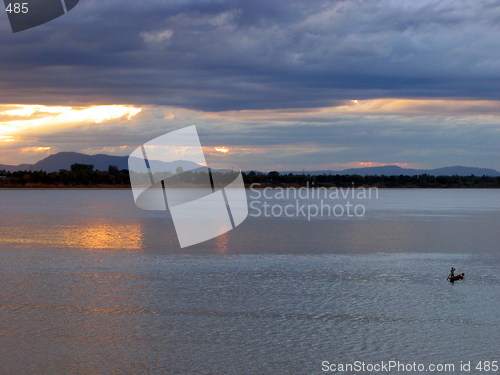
[1, 166, 499, 188]
[1, 184, 499, 189]
[0, 184, 132, 189]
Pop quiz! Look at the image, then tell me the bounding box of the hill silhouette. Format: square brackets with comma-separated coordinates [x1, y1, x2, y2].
[0, 152, 201, 173]
[0, 152, 499, 177]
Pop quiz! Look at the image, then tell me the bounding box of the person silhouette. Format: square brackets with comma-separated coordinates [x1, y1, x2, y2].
[448, 267, 456, 280]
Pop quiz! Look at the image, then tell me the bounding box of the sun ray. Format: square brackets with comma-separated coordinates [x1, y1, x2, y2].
[0, 104, 142, 139]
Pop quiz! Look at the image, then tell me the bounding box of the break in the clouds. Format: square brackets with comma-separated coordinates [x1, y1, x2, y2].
[1, 100, 499, 170]
[1, 0, 500, 109]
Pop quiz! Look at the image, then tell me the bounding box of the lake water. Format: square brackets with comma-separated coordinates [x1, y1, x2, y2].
[0, 189, 499, 374]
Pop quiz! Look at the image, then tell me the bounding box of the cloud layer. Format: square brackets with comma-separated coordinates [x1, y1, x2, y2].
[1, 101, 499, 170]
[2, 0, 500, 109]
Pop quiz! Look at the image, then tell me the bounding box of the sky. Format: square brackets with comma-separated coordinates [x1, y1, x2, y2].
[1, 0, 500, 171]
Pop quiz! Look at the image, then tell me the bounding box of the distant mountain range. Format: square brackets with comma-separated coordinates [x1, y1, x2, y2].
[0, 152, 499, 176]
[0, 152, 201, 173]
[285, 165, 500, 177]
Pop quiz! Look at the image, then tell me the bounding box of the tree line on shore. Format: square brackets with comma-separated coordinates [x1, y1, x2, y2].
[1, 164, 499, 188]
[0, 164, 130, 187]
[246, 171, 500, 188]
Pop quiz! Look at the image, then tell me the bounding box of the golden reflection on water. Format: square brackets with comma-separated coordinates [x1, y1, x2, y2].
[1, 220, 143, 251]
[61, 223, 143, 250]
[215, 231, 230, 254]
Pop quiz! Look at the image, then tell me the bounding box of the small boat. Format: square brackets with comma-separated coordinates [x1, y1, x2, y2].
[448, 273, 465, 282]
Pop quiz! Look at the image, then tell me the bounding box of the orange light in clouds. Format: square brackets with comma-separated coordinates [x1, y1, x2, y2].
[0, 136, 15, 142]
[21, 146, 51, 152]
[358, 162, 409, 167]
[215, 147, 229, 153]
[0, 104, 142, 138]
[203, 98, 500, 122]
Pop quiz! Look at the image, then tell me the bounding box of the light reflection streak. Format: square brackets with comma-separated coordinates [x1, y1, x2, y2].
[61, 223, 143, 250]
[0, 221, 144, 251]
[215, 231, 230, 254]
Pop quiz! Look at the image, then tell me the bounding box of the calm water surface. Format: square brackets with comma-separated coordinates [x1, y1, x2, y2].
[0, 189, 499, 374]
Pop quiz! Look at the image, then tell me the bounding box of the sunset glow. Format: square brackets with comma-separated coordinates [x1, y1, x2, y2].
[203, 98, 500, 122]
[0, 136, 15, 142]
[357, 162, 410, 167]
[21, 146, 52, 153]
[0, 104, 142, 138]
[215, 147, 230, 153]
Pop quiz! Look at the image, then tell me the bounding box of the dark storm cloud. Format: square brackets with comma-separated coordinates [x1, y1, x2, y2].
[2, 0, 500, 110]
